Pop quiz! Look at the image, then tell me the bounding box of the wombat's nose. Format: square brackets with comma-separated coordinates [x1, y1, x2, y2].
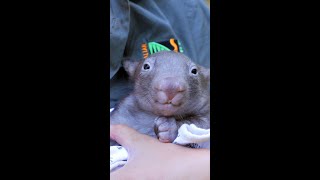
[155, 78, 186, 92]
[154, 77, 186, 101]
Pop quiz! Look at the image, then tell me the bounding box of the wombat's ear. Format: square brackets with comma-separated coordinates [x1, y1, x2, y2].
[200, 66, 210, 82]
[123, 60, 140, 77]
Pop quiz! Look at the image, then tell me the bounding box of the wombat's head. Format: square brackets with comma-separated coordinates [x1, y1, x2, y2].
[123, 51, 210, 117]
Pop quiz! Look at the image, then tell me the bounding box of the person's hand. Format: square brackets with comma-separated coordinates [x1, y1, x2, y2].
[110, 124, 210, 180]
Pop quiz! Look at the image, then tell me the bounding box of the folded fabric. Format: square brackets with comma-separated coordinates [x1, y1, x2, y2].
[109, 108, 210, 172]
[173, 124, 210, 149]
[110, 146, 128, 172]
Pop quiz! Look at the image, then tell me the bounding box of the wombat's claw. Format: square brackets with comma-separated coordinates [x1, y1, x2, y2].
[154, 117, 178, 143]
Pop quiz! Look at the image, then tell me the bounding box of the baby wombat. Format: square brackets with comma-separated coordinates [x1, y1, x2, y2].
[110, 51, 210, 145]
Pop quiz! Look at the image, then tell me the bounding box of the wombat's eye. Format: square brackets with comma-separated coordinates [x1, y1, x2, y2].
[143, 63, 150, 70]
[191, 68, 198, 75]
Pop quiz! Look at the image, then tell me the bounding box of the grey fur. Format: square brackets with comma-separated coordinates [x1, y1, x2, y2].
[110, 51, 210, 146]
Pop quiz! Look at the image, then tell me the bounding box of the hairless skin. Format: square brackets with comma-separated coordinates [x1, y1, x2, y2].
[110, 124, 210, 179]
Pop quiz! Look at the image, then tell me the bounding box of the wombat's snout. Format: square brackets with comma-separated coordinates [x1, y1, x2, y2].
[153, 77, 186, 106]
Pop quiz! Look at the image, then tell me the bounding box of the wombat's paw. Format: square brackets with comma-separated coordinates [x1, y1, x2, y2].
[154, 117, 178, 143]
